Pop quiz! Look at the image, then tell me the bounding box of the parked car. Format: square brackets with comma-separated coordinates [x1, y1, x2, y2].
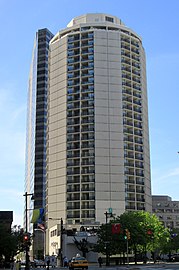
[33, 259, 46, 268]
[69, 256, 88, 270]
[171, 253, 179, 262]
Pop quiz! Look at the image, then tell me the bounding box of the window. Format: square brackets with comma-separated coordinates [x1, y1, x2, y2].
[105, 16, 114, 23]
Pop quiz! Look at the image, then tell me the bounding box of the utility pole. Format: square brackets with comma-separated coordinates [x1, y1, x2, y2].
[60, 218, 63, 267]
[104, 211, 112, 266]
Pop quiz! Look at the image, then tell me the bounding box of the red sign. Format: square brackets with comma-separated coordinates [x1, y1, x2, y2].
[112, 223, 121, 234]
[147, 229, 153, 235]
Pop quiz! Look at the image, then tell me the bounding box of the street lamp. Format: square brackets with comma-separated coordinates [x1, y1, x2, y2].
[104, 211, 113, 266]
[23, 192, 34, 270]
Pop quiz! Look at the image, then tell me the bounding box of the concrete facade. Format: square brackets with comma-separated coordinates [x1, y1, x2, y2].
[46, 13, 152, 255]
[152, 195, 179, 229]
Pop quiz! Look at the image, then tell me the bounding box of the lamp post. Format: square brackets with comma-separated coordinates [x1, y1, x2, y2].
[23, 192, 33, 270]
[104, 211, 113, 266]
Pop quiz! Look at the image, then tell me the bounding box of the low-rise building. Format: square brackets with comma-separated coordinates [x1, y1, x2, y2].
[0, 211, 13, 232]
[152, 195, 179, 229]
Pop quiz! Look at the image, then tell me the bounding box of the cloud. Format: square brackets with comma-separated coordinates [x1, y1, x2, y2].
[152, 166, 179, 182]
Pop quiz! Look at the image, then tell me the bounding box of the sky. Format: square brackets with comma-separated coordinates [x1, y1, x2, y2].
[0, 0, 179, 226]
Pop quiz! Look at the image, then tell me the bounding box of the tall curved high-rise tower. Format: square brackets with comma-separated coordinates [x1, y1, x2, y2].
[46, 13, 151, 228]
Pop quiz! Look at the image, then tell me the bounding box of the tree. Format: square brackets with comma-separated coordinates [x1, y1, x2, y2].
[0, 224, 25, 266]
[118, 211, 169, 263]
[95, 211, 169, 265]
[73, 235, 94, 258]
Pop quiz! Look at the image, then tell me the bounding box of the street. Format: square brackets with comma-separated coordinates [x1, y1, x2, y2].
[14, 262, 179, 270]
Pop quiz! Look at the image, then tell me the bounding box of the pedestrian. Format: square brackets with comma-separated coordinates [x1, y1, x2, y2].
[47, 258, 50, 270]
[10, 260, 14, 270]
[15, 260, 20, 270]
[98, 257, 102, 267]
[63, 256, 68, 268]
[51, 256, 56, 268]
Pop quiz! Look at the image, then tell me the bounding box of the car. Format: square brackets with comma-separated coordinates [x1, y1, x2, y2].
[171, 253, 179, 262]
[69, 256, 88, 270]
[33, 259, 46, 268]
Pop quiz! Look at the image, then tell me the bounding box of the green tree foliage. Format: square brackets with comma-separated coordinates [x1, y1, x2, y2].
[118, 211, 170, 262]
[0, 224, 25, 264]
[162, 228, 179, 257]
[95, 211, 170, 264]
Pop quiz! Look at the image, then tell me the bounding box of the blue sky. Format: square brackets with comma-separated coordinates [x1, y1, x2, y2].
[0, 0, 179, 226]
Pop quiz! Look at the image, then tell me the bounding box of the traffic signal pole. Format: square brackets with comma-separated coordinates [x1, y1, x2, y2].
[24, 192, 29, 270]
[126, 238, 129, 267]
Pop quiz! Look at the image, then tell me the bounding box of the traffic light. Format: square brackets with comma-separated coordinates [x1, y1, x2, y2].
[24, 234, 28, 241]
[125, 229, 131, 240]
[23, 233, 31, 247]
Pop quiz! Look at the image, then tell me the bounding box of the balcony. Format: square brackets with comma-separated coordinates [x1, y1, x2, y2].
[81, 168, 95, 174]
[67, 186, 80, 192]
[81, 175, 95, 183]
[67, 87, 80, 95]
[81, 48, 94, 54]
[133, 99, 142, 106]
[135, 154, 143, 160]
[68, 57, 80, 64]
[136, 189, 145, 194]
[67, 118, 80, 126]
[123, 128, 133, 135]
[125, 170, 135, 176]
[81, 71, 94, 77]
[81, 100, 94, 108]
[124, 153, 134, 159]
[134, 122, 142, 129]
[81, 213, 95, 218]
[126, 205, 136, 210]
[121, 51, 130, 58]
[131, 48, 139, 54]
[67, 102, 80, 110]
[81, 85, 94, 93]
[123, 105, 132, 111]
[81, 187, 95, 192]
[67, 205, 80, 210]
[81, 160, 95, 166]
[126, 187, 135, 192]
[123, 89, 132, 95]
[81, 205, 95, 210]
[121, 44, 130, 50]
[67, 194, 80, 200]
[81, 150, 95, 157]
[135, 138, 143, 144]
[135, 145, 143, 152]
[132, 62, 140, 69]
[121, 58, 131, 65]
[67, 126, 80, 134]
[81, 78, 94, 85]
[133, 107, 142, 113]
[67, 160, 80, 167]
[126, 197, 135, 201]
[68, 36, 80, 43]
[67, 110, 80, 117]
[81, 62, 94, 69]
[81, 195, 95, 200]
